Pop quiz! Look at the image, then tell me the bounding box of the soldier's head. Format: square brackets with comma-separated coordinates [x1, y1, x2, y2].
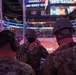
[0, 30, 18, 52]
[25, 29, 37, 43]
[53, 18, 74, 45]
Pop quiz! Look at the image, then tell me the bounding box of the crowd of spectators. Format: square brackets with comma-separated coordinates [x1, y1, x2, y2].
[9, 28, 53, 39]
[7, 26, 76, 43]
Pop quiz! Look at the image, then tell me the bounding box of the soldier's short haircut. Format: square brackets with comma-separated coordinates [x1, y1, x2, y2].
[0, 30, 17, 52]
[55, 28, 73, 41]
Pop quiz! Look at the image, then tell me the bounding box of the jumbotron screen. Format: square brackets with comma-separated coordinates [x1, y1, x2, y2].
[50, 7, 66, 15]
[26, 0, 45, 3]
[26, 0, 76, 4]
[50, 6, 76, 15]
[26, 0, 76, 7]
[49, 0, 76, 4]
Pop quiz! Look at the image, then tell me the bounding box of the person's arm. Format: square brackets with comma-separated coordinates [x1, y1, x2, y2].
[16, 44, 28, 63]
[40, 45, 49, 58]
[34, 39, 49, 58]
[39, 45, 49, 59]
[40, 54, 57, 75]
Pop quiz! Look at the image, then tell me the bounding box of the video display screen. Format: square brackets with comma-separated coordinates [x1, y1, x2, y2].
[50, 6, 76, 15]
[26, 0, 76, 4]
[67, 6, 76, 14]
[26, 0, 45, 7]
[49, 0, 76, 4]
[50, 7, 66, 15]
[26, 0, 44, 3]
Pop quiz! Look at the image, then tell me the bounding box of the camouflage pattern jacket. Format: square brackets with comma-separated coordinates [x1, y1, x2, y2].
[40, 42, 76, 75]
[16, 42, 48, 75]
[0, 57, 35, 75]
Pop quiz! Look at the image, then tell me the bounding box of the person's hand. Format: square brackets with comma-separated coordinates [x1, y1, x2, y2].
[29, 39, 41, 51]
[34, 39, 41, 47]
[29, 42, 35, 51]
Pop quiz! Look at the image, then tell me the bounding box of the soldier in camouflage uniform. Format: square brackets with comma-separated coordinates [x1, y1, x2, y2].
[16, 29, 49, 75]
[0, 30, 35, 75]
[40, 18, 76, 75]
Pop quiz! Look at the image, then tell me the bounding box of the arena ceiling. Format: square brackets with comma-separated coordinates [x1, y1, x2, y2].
[2, 0, 23, 21]
[2, 0, 76, 22]
[2, 0, 45, 22]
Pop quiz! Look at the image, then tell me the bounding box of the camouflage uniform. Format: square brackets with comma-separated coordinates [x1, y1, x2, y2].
[16, 42, 48, 75]
[0, 57, 35, 75]
[40, 42, 76, 75]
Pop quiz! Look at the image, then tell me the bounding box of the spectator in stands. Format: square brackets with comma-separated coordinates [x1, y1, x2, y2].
[40, 18, 76, 75]
[16, 29, 49, 75]
[0, 30, 35, 75]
